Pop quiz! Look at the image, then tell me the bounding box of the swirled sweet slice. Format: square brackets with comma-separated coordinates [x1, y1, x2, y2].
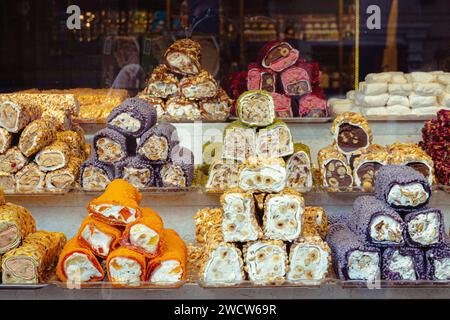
[238, 157, 286, 193]
[280, 64, 312, 96]
[0, 171, 15, 193]
[237, 90, 275, 127]
[199, 89, 232, 121]
[18, 117, 57, 157]
[164, 38, 201, 76]
[353, 145, 388, 191]
[0, 202, 36, 253]
[201, 243, 245, 285]
[16, 163, 46, 193]
[35, 140, 71, 172]
[259, 41, 299, 72]
[0, 94, 42, 132]
[0, 147, 28, 174]
[0, 128, 12, 154]
[45, 156, 82, 191]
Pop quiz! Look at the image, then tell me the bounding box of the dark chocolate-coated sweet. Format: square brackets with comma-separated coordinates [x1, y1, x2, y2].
[137, 123, 180, 164]
[382, 247, 426, 280]
[115, 155, 155, 188]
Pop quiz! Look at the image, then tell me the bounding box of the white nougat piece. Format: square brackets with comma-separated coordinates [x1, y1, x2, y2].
[365, 72, 392, 83]
[390, 73, 408, 84]
[328, 99, 356, 115]
[436, 73, 450, 85]
[363, 105, 411, 116]
[244, 241, 287, 284]
[388, 83, 413, 96]
[359, 82, 388, 95]
[407, 72, 435, 83]
[202, 244, 245, 285]
[346, 90, 356, 100]
[356, 93, 389, 107]
[409, 94, 437, 108]
[413, 83, 442, 96]
[438, 93, 450, 107]
[387, 95, 410, 107]
[411, 107, 441, 115]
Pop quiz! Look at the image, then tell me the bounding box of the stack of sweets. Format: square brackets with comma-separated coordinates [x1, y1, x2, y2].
[326, 165, 449, 282]
[194, 188, 332, 285]
[419, 109, 450, 186]
[139, 38, 232, 122]
[56, 179, 187, 286]
[79, 97, 194, 191]
[0, 93, 89, 193]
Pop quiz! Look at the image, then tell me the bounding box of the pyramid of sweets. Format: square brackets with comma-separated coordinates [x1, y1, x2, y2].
[0, 93, 89, 193]
[79, 97, 194, 191]
[0, 188, 66, 284]
[193, 189, 332, 285]
[317, 112, 435, 192]
[329, 71, 450, 116]
[138, 38, 232, 122]
[419, 109, 450, 186]
[240, 40, 328, 118]
[56, 179, 187, 286]
[327, 165, 449, 282]
[203, 90, 313, 193]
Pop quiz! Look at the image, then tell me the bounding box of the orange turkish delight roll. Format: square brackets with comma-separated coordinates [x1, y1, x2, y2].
[106, 247, 147, 287]
[120, 207, 164, 258]
[87, 179, 142, 226]
[56, 237, 104, 283]
[77, 215, 122, 258]
[146, 229, 187, 284]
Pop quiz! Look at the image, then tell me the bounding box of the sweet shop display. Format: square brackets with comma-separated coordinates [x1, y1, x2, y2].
[139, 38, 232, 122]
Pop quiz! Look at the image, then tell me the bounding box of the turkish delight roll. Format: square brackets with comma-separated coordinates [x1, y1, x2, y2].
[287, 235, 331, 283]
[180, 70, 218, 100]
[247, 63, 277, 92]
[164, 38, 202, 76]
[121, 208, 164, 258]
[0, 202, 36, 253]
[0, 172, 15, 193]
[220, 189, 262, 242]
[426, 248, 450, 280]
[201, 243, 245, 285]
[107, 247, 147, 287]
[302, 207, 329, 239]
[403, 208, 445, 248]
[286, 143, 313, 192]
[297, 92, 328, 117]
[107, 97, 157, 138]
[93, 128, 128, 164]
[157, 146, 194, 188]
[326, 223, 381, 280]
[205, 159, 239, 192]
[79, 158, 115, 191]
[56, 237, 104, 283]
[137, 123, 179, 164]
[137, 95, 166, 120]
[0, 147, 28, 174]
[244, 240, 288, 284]
[18, 117, 57, 157]
[165, 96, 201, 121]
[331, 112, 372, 156]
[263, 189, 304, 241]
[0, 128, 12, 154]
[271, 92, 293, 117]
[318, 146, 353, 191]
[353, 145, 388, 191]
[222, 121, 256, 162]
[259, 41, 300, 72]
[145, 64, 180, 99]
[194, 207, 223, 244]
[146, 229, 187, 284]
[2, 231, 66, 284]
[77, 216, 122, 259]
[16, 163, 46, 193]
[116, 155, 155, 189]
[56, 130, 82, 158]
[0, 95, 42, 132]
[35, 140, 71, 172]
[87, 179, 142, 226]
[281, 65, 312, 96]
[237, 90, 275, 127]
[256, 119, 294, 158]
[238, 157, 287, 193]
[45, 156, 82, 191]
[382, 247, 426, 281]
[351, 196, 405, 246]
[199, 89, 232, 121]
[374, 165, 431, 213]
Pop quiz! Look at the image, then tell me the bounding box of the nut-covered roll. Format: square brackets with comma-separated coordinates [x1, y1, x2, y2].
[222, 121, 256, 162]
[403, 208, 445, 248]
[238, 157, 286, 193]
[256, 119, 294, 158]
[0, 202, 36, 253]
[318, 145, 353, 191]
[16, 163, 46, 193]
[156, 146, 194, 188]
[287, 236, 331, 283]
[382, 247, 426, 281]
[71, 123, 86, 144]
[301, 206, 329, 239]
[0, 147, 28, 174]
[93, 128, 129, 165]
[115, 155, 155, 189]
[244, 240, 287, 284]
[263, 190, 304, 241]
[2, 230, 66, 284]
[331, 112, 372, 156]
[137, 123, 179, 164]
[35, 140, 71, 172]
[199, 89, 232, 121]
[165, 96, 201, 121]
[353, 145, 388, 191]
[247, 63, 277, 92]
[375, 165, 431, 213]
[280, 65, 312, 96]
[194, 207, 223, 244]
[137, 95, 166, 120]
[286, 143, 313, 192]
[259, 41, 300, 72]
[42, 108, 72, 131]
[106, 247, 147, 287]
[426, 247, 450, 280]
[0, 128, 12, 154]
[107, 97, 157, 138]
[180, 70, 218, 100]
[45, 156, 82, 191]
[237, 90, 275, 127]
[0, 95, 42, 132]
[205, 159, 239, 192]
[350, 196, 405, 246]
[220, 189, 262, 242]
[18, 117, 57, 157]
[201, 243, 245, 285]
[145, 64, 180, 99]
[56, 130, 82, 158]
[79, 158, 115, 191]
[164, 38, 202, 75]
[0, 171, 15, 193]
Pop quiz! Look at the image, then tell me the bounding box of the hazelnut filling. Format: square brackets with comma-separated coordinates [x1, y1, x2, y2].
[387, 251, 416, 280]
[48, 173, 73, 189]
[287, 245, 329, 281]
[82, 167, 111, 190]
[337, 124, 368, 153]
[166, 52, 199, 74]
[149, 82, 178, 98]
[0, 102, 18, 131]
[369, 215, 403, 244]
[245, 243, 286, 283]
[36, 152, 65, 170]
[110, 113, 141, 133]
[182, 82, 216, 99]
[264, 196, 303, 241]
[347, 250, 379, 280]
[222, 193, 259, 242]
[138, 136, 168, 161]
[160, 164, 186, 187]
[223, 128, 255, 160]
[239, 165, 286, 192]
[356, 162, 383, 190]
[287, 153, 312, 190]
[96, 138, 126, 163]
[387, 183, 429, 208]
[206, 163, 239, 190]
[260, 72, 275, 92]
[256, 127, 292, 157]
[264, 44, 291, 66]
[324, 160, 353, 188]
[239, 93, 273, 125]
[122, 167, 152, 189]
[204, 246, 243, 283]
[407, 212, 440, 245]
[202, 102, 228, 117]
